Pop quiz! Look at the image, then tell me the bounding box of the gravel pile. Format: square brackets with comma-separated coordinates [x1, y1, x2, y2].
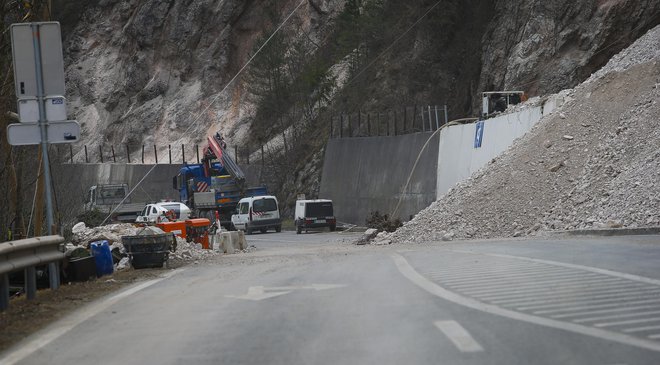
[382, 25, 660, 244]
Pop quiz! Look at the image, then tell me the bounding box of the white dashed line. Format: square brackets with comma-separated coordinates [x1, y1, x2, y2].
[434, 320, 484, 353]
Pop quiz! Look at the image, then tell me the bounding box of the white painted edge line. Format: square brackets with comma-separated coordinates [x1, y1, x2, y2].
[391, 253, 660, 353]
[448, 249, 660, 287]
[434, 320, 484, 353]
[1, 268, 185, 365]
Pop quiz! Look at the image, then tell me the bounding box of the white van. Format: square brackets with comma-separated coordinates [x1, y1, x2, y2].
[231, 195, 282, 234]
[136, 202, 191, 223]
[295, 199, 336, 234]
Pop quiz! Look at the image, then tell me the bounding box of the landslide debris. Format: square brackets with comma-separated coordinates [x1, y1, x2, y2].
[383, 26, 660, 244]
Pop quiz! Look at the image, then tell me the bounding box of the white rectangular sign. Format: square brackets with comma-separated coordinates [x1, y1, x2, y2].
[11, 22, 66, 99]
[7, 121, 81, 146]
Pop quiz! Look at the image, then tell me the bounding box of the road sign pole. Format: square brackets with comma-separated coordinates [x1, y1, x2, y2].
[32, 24, 54, 236]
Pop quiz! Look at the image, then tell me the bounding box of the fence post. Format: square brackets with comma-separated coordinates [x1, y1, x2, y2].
[111, 145, 116, 163]
[444, 105, 448, 125]
[126, 144, 131, 163]
[142, 145, 145, 163]
[182, 144, 185, 163]
[25, 266, 36, 300]
[168, 145, 172, 164]
[420, 106, 425, 132]
[434, 105, 440, 130]
[154, 145, 158, 164]
[1, 274, 8, 311]
[377, 113, 381, 136]
[393, 111, 397, 136]
[367, 113, 371, 136]
[348, 114, 352, 137]
[99, 145, 104, 163]
[428, 106, 433, 131]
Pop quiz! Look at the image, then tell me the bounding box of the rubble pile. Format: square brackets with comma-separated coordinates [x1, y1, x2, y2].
[170, 236, 218, 261]
[382, 26, 660, 244]
[71, 222, 139, 247]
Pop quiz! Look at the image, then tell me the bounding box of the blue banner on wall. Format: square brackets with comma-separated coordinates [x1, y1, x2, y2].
[474, 121, 485, 148]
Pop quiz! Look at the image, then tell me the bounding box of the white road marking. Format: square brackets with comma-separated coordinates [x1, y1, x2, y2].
[225, 284, 345, 301]
[518, 294, 660, 314]
[533, 298, 660, 315]
[1, 268, 185, 365]
[448, 249, 660, 287]
[434, 320, 484, 353]
[624, 324, 660, 333]
[552, 304, 660, 319]
[519, 292, 660, 311]
[595, 316, 660, 328]
[445, 271, 606, 288]
[462, 278, 627, 297]
[575, 310, 660, 324]
[648, 334, 660, 340]
[490, 285, 657, 305]
[391, 253, 660, 352]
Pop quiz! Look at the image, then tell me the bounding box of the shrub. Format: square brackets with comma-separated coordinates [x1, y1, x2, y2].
[365, 211, 402, 233]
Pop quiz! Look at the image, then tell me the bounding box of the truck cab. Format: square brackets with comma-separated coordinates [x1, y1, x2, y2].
[85, 184, 129, 211]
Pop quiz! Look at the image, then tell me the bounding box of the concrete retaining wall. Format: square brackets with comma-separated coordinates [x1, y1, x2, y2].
[54, 163, 263, 211]
[319, 132, 439, 225]
[436, 96, 563, 198]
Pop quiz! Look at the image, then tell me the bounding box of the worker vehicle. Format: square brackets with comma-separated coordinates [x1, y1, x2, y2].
[231, 195, 282, 234]
[173, 133, 267, 229]
[136, 202, 191, 223]
[85, 183, 146, 223]
[295, 199, 336, 234]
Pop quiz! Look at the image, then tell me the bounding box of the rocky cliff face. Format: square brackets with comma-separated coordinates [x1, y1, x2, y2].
[60, 0, 343, 161]
[54, 0, 660, 212]
[478, 0, 660, 99]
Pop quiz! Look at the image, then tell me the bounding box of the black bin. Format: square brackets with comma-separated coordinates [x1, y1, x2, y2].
[122, 233, 173, 269]
[66, 256, 97, 281]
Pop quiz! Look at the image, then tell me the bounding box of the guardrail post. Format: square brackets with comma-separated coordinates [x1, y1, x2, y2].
[69, 144, 73, 164]
[196, 144, 200, 163]
[126, 144, 131, 163]
[181, 144, 185, 163]
[84, 145, 88, 163]
[49, 262, 60, 290]
[142, 145, 145, 163]
[154, 145, 158, 164]
[26, 266, 36, 300]
[1, 274, 8, 311]
[168, 145, 172, 164]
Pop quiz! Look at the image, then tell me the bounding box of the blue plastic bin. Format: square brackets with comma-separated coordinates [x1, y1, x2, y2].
[90, 240, 114, 277]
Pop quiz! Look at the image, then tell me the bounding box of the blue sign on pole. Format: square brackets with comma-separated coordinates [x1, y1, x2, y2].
[474, 121, 485, 148]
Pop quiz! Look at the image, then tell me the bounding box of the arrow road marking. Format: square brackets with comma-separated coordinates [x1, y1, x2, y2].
[434, 320, 484, 353]
[225, 284, 346, 301]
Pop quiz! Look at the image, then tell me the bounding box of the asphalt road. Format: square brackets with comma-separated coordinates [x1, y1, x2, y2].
[3, 232, 660, 365]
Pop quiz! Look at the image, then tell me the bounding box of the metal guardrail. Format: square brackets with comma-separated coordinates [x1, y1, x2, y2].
[0, 235, 65, 311]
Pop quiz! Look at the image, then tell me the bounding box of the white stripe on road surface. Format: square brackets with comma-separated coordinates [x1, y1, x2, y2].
[434, 320, 484, 353]
[1, 269, 185, 365]
[391, 253, 660, 353]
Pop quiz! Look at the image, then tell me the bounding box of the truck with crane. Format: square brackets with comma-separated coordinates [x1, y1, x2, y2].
[172, 133, 267, 229]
